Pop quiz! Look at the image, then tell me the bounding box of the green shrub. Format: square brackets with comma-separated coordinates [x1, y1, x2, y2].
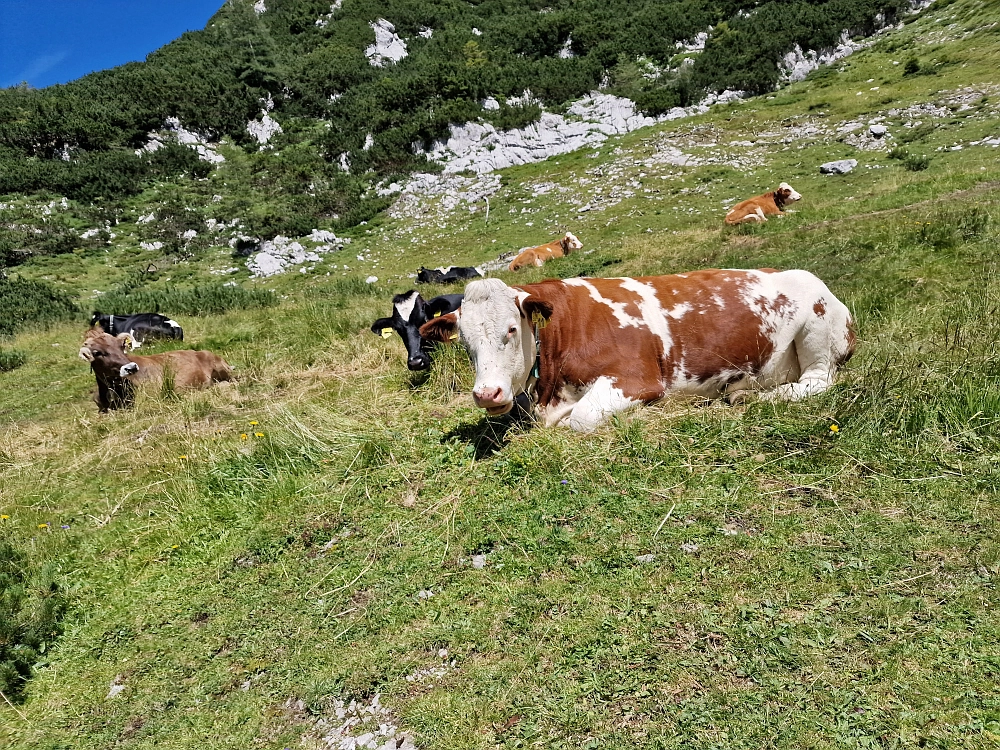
[97, 283, 277, 317]
[903, 153, 930, 171]
[0, 277, 80, 337]
[0, 349, 27, 372]
[0, 534, 66, 703]
[903, 57, 921, 76]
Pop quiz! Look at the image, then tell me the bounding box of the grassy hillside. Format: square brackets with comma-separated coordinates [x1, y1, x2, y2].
[2, 0, 1000, 747]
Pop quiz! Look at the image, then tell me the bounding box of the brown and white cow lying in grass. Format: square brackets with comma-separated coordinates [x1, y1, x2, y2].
[79, 329, 232, 411]
[724, 183, 802, 225]
[508, 232, 583, 271]
[421, 270, 854, 431]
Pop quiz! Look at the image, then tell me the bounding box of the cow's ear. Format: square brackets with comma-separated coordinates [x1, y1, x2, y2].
[371, 318, 394, 337]
[520, 297, 554, 327]
[424, 297, 455, 319]
[116, 333, 133, 351]
[419, 312, 459, 343]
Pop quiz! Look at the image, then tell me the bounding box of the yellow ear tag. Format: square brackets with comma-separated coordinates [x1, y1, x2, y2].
[433, 311, 442, 317]
[449, 334, 458, 341]
[381, 328, 393, 339]
[532, 311, 548, 330]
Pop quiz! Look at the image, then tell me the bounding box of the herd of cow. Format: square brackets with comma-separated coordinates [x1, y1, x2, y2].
[79, 182, 854, 430]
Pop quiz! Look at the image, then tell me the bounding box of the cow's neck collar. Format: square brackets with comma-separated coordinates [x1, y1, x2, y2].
[109, 314, 114, 329]
[772, 191, 786, 210]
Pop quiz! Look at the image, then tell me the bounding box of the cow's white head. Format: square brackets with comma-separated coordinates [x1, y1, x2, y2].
[420, 278, 551, 415]
[563, 232, 583, 251]
[777, 182, 802, 204]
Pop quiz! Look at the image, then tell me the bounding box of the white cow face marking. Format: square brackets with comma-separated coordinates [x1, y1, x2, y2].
[393, 290, 419, 322]
[563, 231, 583, 250]
[779, 182, 802, 203]
[454, 279, 536, 414]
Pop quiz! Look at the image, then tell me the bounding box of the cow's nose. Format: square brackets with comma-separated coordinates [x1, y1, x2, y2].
[407, 354, 430, 371]
[120, 363, 139, 377]
[473, 386, 505, 407]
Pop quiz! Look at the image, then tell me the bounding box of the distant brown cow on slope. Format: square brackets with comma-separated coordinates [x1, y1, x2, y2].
[79, 329, 232, 411]
[725, 183, 802, 225]
[508, 232, 583, 271]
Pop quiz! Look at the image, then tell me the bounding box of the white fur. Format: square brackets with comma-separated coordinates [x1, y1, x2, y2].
[166, 319, 181, 329]
[563, 231, 583, 250]
[394, 290, 419, 322]
[779, 181, 802, 202]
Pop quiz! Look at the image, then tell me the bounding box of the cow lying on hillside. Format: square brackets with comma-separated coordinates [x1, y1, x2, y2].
[371, 291, 463, 370]
[79, 329, 232, 411]
[724, 183, 802, 225]
[508, 232, 582, 271]
[90, 311, 183, 347]
[420, 270, 854, 431]
[417, 266, 482, 285]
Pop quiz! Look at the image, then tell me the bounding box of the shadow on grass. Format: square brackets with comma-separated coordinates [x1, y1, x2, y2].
[442, 396, 535, 460]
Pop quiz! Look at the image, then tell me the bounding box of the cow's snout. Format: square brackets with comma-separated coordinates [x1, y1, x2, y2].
[120, 362, 139, 377]
[407, 353, 431, 371]
[474, 386, 512, 415]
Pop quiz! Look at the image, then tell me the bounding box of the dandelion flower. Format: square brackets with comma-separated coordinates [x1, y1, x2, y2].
[829, 424, 839, 433]
[0, 515, 9, 521]
[249, 420, 259, 426]
[172, 545, 180, 549]
[38, 523, 49, 529]
[179, 455, 188, 460]
[241, 433, 248, 440]
[255, 432, 265, 438]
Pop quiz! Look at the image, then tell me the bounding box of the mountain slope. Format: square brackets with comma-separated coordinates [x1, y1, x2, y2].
[1, 0, 1000, 748]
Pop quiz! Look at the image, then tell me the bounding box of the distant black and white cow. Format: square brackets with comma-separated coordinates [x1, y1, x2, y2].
[416, 266, 482, 285]
[90, 312, 183, 347]
[371, 291, 463, 371]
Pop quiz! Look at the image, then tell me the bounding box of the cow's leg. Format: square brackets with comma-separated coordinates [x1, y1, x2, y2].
[760, 321, 840, 402]
[566, 377, 640, 432]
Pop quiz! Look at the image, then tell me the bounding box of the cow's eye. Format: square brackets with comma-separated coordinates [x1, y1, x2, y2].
[93, 351, 103, 357]
[507, 325, 517, 338]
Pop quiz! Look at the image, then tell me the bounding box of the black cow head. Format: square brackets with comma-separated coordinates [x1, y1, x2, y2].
[371, 291, 462, 371]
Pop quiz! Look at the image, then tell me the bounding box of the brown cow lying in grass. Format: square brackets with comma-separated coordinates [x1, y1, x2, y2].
[79, 329, 232, 411]
[508, 232, 583, 271]
[724, 182, 802, 225]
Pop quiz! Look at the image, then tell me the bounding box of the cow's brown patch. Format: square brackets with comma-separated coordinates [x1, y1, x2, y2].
[813, 300, 827, 317]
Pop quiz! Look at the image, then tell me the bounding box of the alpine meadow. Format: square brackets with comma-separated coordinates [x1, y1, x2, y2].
[2, 0, 1000, 747]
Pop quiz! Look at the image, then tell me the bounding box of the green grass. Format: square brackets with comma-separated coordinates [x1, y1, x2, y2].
[2, 1, 1000, 747]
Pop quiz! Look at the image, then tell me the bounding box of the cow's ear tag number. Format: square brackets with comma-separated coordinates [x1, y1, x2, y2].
[449, 334, 458, 341]
[433, 311, 442, 318]
[381, 328, 393, 339]
[532, 311, 548, 330]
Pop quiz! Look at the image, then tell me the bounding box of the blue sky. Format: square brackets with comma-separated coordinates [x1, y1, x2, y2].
[1, 1, 225, 89]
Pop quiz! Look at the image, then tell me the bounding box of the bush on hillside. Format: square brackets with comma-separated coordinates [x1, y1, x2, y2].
[0, 534, 66, 703]
[0, 349, 27, 372]
[0, 277, 80, 337]
[97, 283, 277, 317]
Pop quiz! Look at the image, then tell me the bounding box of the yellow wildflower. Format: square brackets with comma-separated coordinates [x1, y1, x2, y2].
[249, 420, 259, 426]
[38, 523, 48, 529]
[829, 424, 839, 433]
[172, 545, 180, 549]
[255, 432, 265, 438]
[0, 515, 9, 521]
[241, 433, 248, 440]
[179, 455, 188, 460]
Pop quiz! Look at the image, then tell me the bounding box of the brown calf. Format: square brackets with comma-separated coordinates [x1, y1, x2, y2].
[508, 232, 583, 271]
[79, 329, 232, 411]
[724, 183, 802, 225]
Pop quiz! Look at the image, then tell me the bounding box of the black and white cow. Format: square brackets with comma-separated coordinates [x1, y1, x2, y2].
[90, 312, 184, 347]
[416, 266, 483, 285]
[371, 291, 463, 371]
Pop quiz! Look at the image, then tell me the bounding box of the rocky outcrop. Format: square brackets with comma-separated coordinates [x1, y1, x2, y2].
[135, 117, 225, 164]
[820, 159, 858, 174]
[246, 230, 351, 278]
[424, 91, 743, 175]
[366, 20, 407, 67]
